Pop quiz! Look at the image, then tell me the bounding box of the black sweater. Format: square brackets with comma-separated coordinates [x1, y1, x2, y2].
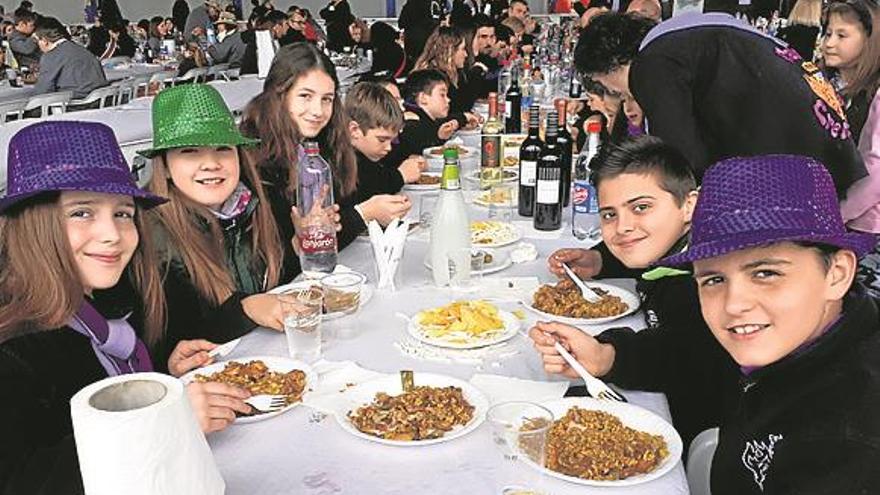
[0, 289, 146, 495]
[319, 0, 355, 52]
[631, 23, 866, 195]
[384, 105, 445, 169]
[711, 287, 880, 494]
[356, 150, 405, 203]
[592, 236, 741, 449]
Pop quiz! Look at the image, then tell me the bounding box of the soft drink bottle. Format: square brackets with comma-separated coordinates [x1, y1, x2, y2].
[297, 141, 338, 276]
[572, 121, 602, 240]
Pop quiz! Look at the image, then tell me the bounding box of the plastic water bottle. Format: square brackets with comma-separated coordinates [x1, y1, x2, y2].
[572, 121, 602, 240]
[206, 24, 217, 45]
[297, 141, 339, 276]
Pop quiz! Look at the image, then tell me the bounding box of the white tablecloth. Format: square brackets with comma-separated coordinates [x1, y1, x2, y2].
[0, 76, 264, 193]
[207, 194, 690, 495]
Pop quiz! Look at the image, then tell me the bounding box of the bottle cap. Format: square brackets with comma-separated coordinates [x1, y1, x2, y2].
[443, 147, 459, 161]
[586, 121, 602, 134]
[303, 141, 320, 154]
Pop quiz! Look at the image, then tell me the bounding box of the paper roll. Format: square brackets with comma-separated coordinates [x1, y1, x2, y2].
[70, 372, 225, 495]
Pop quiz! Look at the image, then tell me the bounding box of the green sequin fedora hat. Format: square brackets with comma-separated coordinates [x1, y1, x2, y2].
[138, 83, 259, 158]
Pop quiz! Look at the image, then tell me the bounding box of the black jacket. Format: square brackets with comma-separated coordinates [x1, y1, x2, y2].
[592, 236, 741, 449]
[369, 22, 406, 78]
[87, 26, 136, 59]
[356, 150, 405, 203]
[399, 0, 444, 63]
[776, 24, 819, 62]
[383, 105, 445, 169]
[149, 192, 299, 370]
[631, 23, 866, 195]
[0, 289, 146, 495]
[711, 287, 880, 495]
[319, 0, 355, 52]
[172, 0, 190, 34]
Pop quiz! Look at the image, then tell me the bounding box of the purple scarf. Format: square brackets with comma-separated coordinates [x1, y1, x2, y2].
[68, 299, 153, 376]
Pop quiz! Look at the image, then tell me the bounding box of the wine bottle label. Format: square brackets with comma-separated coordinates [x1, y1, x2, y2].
[537, 179, 560, 204]
[481, 135, 501, 168]
[520, 160, 537, 186]
[504, 101, 512, 119]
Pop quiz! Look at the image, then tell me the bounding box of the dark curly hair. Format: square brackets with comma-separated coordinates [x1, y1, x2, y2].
[575, 12, 657, 76]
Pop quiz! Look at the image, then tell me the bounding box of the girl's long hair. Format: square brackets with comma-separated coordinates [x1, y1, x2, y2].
[0, 195, 166, 345]
[413, 26, 466, 88]
[146, 149, 283, 306]
[823, 0, 880, 99]
[240, 42, 357, 199]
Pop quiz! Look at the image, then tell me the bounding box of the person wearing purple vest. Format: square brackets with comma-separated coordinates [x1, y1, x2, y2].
[0, 121, 251, 494]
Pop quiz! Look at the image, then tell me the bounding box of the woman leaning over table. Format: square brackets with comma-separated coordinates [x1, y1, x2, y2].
[826, 0, 880, 295]
[0, 121, 251, 495]
[141, 84, 301, 374]
[239, 42, 411, 245]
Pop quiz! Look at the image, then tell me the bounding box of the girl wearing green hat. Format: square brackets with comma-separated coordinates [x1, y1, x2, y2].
[240, 42, 411, 246]
[140, 84, 301, 384]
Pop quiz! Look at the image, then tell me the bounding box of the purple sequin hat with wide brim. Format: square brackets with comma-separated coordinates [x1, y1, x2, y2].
[661, 154, 876, 267]
[0, 121, 166, 213]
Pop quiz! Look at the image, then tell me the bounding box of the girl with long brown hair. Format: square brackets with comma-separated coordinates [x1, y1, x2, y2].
[141, 84, 301, 369]
[824, 0, 880, 295]
[412, 25, 481, 129]
[0, 121, 250, 494]
[241, 42, 411, 247]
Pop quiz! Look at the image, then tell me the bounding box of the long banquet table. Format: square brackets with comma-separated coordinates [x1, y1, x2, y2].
[207, 182, 690, 495]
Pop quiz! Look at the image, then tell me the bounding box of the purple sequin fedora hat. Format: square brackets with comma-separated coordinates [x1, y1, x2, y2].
[661, 154, 876, 267]
[0, 121, 166, 214]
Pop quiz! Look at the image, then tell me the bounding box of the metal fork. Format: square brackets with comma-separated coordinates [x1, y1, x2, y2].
[245, 394, 288, 412]
[560, 262, 603, 303]
[554, 342, 627, 402]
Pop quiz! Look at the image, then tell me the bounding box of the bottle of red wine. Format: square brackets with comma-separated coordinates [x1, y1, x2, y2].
[555, 98, 573, 207]
[518, 105, 542, 217]
[504, 65, 522, 134]
[534, 110, 562, 231]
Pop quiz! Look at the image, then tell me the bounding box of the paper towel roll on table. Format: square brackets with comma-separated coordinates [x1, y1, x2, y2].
[70, 372, 224, 495]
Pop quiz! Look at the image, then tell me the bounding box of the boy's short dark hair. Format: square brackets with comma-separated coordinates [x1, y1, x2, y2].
[265, 9, 288, 25]
[13, 8, 35, 25]
[345, 82, 404, 133]
[403, 69, 448, 106]
[575, 12, 657, 76]
[33, 17, 69, 43]
[594, 136, 696, 206]
[494, 24, 514, 43]
[473, 14, 494, 29]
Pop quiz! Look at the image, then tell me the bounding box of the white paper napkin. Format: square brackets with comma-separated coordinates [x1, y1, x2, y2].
[477, 276, 541, 301]
[368, 218, 409, 290]
[302, 360, 387, 415]
[513, 220, 568, 240]
[469, 373, 569, 406]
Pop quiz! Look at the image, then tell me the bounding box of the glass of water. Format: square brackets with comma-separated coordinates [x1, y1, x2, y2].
[279, 287, 323, 363]
[488, 401, 554, 489]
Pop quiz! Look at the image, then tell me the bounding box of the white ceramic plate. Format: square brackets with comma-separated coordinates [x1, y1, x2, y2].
[423, 145, 478, 160]
[464, 169, 519, 184]
[269, 277, 374, 321]
[522, 397, 682, 487]
[472, 189, 519, 209]
[403, 173, 442, 191]
[522, 281, 640, 327]
[471, 221, 523, 248]
[337, 372, 489, 446]
[180, 356, 317, 424]
[407, 305, 520, 349]
[422, 248, 512, 276]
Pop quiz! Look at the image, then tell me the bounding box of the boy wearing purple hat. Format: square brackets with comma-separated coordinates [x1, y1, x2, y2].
[536, 153, 880, 493]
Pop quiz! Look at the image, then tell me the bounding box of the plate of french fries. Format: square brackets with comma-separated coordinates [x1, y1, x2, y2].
[407, 300, 520, 349]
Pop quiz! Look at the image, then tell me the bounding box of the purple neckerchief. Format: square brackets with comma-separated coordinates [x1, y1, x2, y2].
[740, 313, 844, 376]
[627, 122, 645, 137]
[210, 182, 253, 220]
[68, 299, 153, 377]
[639, 12, 787, 52]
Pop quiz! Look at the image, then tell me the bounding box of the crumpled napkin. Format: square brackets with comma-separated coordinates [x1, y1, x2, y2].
[469, 373, 569, 406]
[302, 360, 387, 416]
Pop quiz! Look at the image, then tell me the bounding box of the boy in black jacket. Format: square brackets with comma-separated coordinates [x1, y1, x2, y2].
[345, 81, 427, 203]
[384, 69, 459, 168]
[536, 137, 741, 449]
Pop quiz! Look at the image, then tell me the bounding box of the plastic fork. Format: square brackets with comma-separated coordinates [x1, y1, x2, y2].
[554, 342, 627, 402]
[245, 394, 288, 413]
[560, 262, 603, 303]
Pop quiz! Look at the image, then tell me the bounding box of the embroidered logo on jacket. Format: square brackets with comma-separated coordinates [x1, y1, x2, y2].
[741, 433, 784, 491]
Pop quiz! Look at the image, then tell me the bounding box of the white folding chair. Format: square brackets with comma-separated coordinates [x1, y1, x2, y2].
[220, 67, 240, 81]
[205, 63, 230, 81]
[23, 90, 73, 118]
[174, 67, 209, 86]
[68, 85, 119, 111]
[0, 98, 26, 123]
[687, 427, 719, 495]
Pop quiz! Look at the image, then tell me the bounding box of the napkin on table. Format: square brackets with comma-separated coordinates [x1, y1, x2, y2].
[302, 360, 387, 416]
[469, 373, 569, 406]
